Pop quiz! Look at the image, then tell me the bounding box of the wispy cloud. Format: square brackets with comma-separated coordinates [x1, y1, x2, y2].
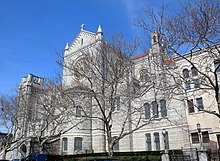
[121, 0, 145, 20]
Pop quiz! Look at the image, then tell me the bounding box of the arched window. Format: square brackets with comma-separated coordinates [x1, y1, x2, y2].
[191, 67, 198, 76]
[160, 99, 167, 117]
[62, 137, 68, 151]
[74, 137, 83, 151]
[76, 106, 82, 118]
[144, 103, 151, 119]
[152, 101, 158, 118]
[139, 69, 149, 82]
[183, 69, 189, 78]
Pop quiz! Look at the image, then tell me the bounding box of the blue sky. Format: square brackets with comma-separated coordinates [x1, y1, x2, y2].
[0, 0, 180, 95]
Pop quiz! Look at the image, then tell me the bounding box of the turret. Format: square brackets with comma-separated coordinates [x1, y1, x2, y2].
[96, 25, 103, 40]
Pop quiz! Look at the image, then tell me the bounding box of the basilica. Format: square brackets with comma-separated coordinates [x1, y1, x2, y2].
[9, 25, 220, 159]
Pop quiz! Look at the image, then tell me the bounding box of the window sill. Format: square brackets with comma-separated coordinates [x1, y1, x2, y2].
[188, 111, 205, 115]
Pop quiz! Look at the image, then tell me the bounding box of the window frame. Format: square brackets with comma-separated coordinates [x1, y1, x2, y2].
[164, 131, 169, 150]
[62, 137, 68, 152]
[154, 132, 160, 150]
[144, 103, 151, 119]
[146, 133, 152, 151]
[196, 97, 204, 111]
[185, 81, 191, 90]
[202, 131, 210, 143]
[187, 99, 195, 113]
[152, 101, 159, 118]
[191, 133, 199, 144]
[74, 137, 83, 151]
[160, 99, 167, 117]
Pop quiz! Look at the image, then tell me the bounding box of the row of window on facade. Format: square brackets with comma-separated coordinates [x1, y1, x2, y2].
[62, 137, 119, 152]
[183, 60, 220, 90]
[191, 131, 209, 144]
[146, 131, 169, 151]
[182, 60, 220, 79]
[187, 97, 204, 113]
[182, 67, 198, 79]
[62, 137, 83, 152]
[183, 67, 200, 90]
[144, 99, 167, 119]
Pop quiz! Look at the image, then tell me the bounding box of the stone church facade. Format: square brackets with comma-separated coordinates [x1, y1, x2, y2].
[10, 25, 220, 159]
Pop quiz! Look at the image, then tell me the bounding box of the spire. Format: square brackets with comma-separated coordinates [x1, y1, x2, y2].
[97, 25, 103, 34]
[81, 24, 85, 30]
[96, 25, 103, 40]
[65, 43, 69, 50]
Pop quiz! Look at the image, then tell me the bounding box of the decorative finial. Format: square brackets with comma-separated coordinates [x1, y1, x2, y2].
[97, 25, 103, 34]
[81, 24, 85, 30]
[65, 43, 69, 50]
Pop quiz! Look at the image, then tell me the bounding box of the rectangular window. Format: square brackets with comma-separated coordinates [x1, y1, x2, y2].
[113, 142, 119, 151]
[191, 133, 199, 144]
[74, 137, 83, 151]
[196, 97, 204, 111]
[146, 133, 152, 151]
[160, 99, 167, 117]
[164, 131, 169, 150]
[185, 81, 191, 90]
[154, 132, 160, 150]
[152, 102, 159, 118]
[144, 103, 151, 119]
[187, 99, 194, 113]
[202, 132, 210, 143]
[194, 79, 200, 88]
[62, 138, 68, 151]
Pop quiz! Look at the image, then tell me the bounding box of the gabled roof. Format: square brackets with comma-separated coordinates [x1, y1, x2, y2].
[131, 52, 148, 60]
[164, 59, 175, 65]
[65, 24, 103, 55]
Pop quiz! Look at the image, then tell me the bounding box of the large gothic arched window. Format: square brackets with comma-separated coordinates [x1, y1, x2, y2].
[139, 69, 149, 82]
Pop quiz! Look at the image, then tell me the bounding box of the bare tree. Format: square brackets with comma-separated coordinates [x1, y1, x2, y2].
[0, 95, 27, 159]
[18, 77, 85, 155]
[136, 0, 220, 118]
[59, 34, 180, 157]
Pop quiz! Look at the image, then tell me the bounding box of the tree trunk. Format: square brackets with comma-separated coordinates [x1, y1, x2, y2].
[107, 141, 114, 158]
[2, 149, 7, 159]
[40, 143, 44, 153]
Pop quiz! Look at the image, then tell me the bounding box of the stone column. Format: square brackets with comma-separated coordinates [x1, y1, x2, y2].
[161, 150, 170, 161]
[198, 150, 208, 161]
